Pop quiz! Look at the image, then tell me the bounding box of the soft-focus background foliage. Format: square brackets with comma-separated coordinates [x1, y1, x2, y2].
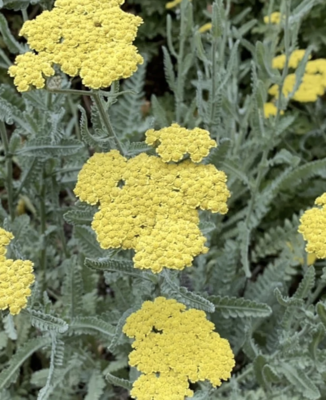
[1, 0, 326, 399]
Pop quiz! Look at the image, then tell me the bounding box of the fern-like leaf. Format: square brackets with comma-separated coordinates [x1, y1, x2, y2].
[85, 257, 153, 281]
[209, 295, 272, 318]
[70, 316, 115, 337]
[161, 271, 215, 313]
[85, 370, 106, 400]
[74, 226, 104, 258]
[28, 309, 68, 333]
[106, 372, 132, 391]
[279, 364, 320, 400]
[0, 336, 52, 389]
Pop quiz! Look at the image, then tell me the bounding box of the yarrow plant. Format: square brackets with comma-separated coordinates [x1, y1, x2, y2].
[1, 0, 326, 399]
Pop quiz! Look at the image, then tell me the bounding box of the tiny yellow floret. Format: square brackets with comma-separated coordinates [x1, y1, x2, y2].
[298, 193, 326, 259]
[123, 297, 235, 399]
[9, 0, 143, 91]
[0, 228, 35, 315]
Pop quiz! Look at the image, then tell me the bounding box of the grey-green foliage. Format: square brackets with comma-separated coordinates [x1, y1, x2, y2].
[1, 0, 326, 399]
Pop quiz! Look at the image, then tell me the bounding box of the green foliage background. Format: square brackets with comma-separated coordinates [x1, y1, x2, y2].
[1, 0, 326, 399]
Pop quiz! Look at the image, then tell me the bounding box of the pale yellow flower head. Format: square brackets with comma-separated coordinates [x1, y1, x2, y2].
[74, 129, 230, 273]
[305, 59, 326, 75]
[264, 102, 278, 118]
[0, 228, 35, 315]
[145, 124, 217, 163]
[269, 73, 326, 103]
[272, 50, 310, 70]
[264, 12, 281, 25]
[298, 193, 326, 259]
[123, 297, 235, 399]
[8, 0, 143, 91]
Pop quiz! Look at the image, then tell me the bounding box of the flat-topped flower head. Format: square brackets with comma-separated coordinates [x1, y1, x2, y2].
[298, 193, 326, 259]
[74, 129, 230, 273]
[272, 49, 309, 70]
[0, 228, 35, 315]
[264, 12, 281, 25]
[145, 124, 217, 163]
[264, 102, 278, 118]
[8, 0, 143, 91]
[123, 297, 235, 399]
[269, 73, 326, 103]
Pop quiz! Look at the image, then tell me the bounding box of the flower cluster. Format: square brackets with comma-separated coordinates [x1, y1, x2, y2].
[298, 193, 326, 259]
[8, 0, 143, 91]
[268, 50, 326, 103]
[74, 132, 230, 273]
[263, 11, 281, 25]
[0, 228, 35, 315]
[264, 102, 278, 118]
[145, 124, 217, 163]
[123, 297, 235, 400]
[272, 50, 308, 70]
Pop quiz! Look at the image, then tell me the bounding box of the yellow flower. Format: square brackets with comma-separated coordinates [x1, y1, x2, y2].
[305, 59, 326, 75]
[0, 228, 35, 315]
[264, 102, 285, 118]
[268, 73, 326, 103]
[286, 241, 316, 266]
[298, 193, 326, 259]
[123, 297, 235, 399]
[145, 124, 217, 163]
[263, 12, 281, 25]
[8, 0, 143, 92]
[264, 102, 277, 118]
[166, 0, 182, 9]
[272, 50, 310, 70]
[74, 130, 230, 273]
[199, 23, 212, 33]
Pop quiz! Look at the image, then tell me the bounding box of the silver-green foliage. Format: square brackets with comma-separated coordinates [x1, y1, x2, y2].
[1, 0, 326, 399]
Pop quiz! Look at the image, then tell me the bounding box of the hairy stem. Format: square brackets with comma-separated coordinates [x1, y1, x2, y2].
[91, 91, 125, 154]
[40, 168, 47, 291]
[0, 120, 15, 221]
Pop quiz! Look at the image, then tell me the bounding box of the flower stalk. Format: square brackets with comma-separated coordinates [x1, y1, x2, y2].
[0, 120, 15, 221]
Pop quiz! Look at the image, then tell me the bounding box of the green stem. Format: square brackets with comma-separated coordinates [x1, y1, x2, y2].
[91, 91, 125, 155]
[46, 87, 132, 98]
[176, 39, 185, 124]
[51, 176, 69, 259]
[175, 2, 188, 124]
[40, 168, 47, 291]
[308, 281, 326, 305]
[208, 37, 218, 137]
[68, 96, 81, 140]
[275, 0, 292, 123]
[216, 366, 253, 395]
[0, 121, 15, 221]
[21, 8, 28, 22]
[246, 2, 292, 238]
